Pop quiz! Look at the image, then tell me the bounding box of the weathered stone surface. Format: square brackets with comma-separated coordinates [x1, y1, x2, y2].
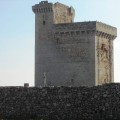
[0, 83, 120, 119]
[32, 1, 117, 87]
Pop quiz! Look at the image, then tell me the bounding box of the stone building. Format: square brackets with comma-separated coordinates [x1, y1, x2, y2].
[32, 1, 117, 87]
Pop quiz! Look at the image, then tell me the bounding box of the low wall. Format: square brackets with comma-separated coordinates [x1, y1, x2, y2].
[0, 83, 120, 120]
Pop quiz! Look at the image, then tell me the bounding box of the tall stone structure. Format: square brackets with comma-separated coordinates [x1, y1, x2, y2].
[32, 1, 117, 87]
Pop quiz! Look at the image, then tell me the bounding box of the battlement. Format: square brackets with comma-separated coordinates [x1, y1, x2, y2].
[53, 21, 117, 40]
[96, 21, 117, 39]
[32, 1, 53, 14]
[40, 1, 48, 4]
[54, 21, 96, 30]
[32, 1, 75, 23]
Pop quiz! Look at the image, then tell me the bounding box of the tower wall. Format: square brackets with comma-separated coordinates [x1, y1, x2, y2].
[32, 1, 117, 87]
[95, 22, 117, 85]
[51, 22, 96, 86]
[32, 1, 54, 86]
[53, 2, 75, 24]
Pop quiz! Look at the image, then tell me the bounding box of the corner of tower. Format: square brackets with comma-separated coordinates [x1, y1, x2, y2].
[32, 1, 55, 27]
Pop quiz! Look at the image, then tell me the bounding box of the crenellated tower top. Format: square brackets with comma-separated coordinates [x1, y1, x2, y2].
[32, 1, 117, 87]
[32, 1, 75, 24]
[32, 1, 53, 14]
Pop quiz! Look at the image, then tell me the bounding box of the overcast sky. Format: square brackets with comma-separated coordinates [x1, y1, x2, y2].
[0, 0, 120, 86]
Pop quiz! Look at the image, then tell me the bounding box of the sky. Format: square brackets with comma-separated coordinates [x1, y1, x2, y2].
[0, 0, 120, 86]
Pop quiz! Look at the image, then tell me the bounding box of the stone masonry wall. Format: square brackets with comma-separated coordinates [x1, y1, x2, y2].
[95, 22, 117, 85]
[34, 21, 97, 87]
[49, 22, 97, 86]
[0, 83, 120, 120]
[32, 1, 117, 87]
[53, 2, 75, 24]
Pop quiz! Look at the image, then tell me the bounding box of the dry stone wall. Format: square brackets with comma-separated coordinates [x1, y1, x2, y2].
[0, 83, 120, 120]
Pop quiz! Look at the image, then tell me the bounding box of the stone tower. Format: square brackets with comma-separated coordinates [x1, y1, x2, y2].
[32, 1, 117, 87]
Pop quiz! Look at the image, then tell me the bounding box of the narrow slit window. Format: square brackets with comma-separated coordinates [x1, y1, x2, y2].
[43, 21, 45, 25]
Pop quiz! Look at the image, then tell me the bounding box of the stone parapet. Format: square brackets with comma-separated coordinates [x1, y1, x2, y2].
[54, 21, 96, 30]
[32, 1, 53, 14]
[95, 31, 116, 40]
[53, 21, 117, 40]
[96, 21, 117, 39]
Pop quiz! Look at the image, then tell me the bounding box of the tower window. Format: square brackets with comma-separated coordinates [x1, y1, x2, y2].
[43, 21, 45, 25]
